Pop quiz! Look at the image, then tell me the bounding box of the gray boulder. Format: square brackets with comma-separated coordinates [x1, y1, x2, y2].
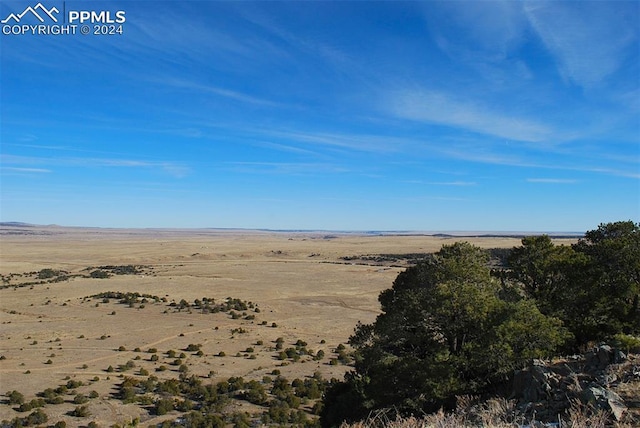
[582, 385, 627, 421]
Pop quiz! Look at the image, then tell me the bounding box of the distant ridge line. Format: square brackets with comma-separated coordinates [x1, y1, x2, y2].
[430, 232, 582, 239]
[0, 222, 585, 237]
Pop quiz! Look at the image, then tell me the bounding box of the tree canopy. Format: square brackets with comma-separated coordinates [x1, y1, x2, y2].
[322, 242, 568, 426]
[508, 220, 639, 344]
[321, 221, 639, 427]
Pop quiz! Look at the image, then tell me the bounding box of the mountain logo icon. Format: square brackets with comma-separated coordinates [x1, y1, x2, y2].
[1, 3, 59, 24]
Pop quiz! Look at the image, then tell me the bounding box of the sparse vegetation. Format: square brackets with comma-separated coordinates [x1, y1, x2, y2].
[2, 409, 48, 427]
[7, 390, 25, 405]
[70, 405, 90, 417]
[111, 371, 328, 426]
[90, 291, 162, 306]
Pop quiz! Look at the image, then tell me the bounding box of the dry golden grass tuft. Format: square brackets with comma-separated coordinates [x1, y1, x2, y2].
[339, 399, 622, 428]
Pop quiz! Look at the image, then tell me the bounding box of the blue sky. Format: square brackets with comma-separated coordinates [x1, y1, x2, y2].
[1, 1, 638, 232]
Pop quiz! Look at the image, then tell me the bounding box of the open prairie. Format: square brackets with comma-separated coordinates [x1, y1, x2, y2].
[0, 225, 577, 426]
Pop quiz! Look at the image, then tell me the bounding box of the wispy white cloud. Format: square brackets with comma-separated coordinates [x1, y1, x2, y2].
[424, 137, 640, 180]
[157, 78, 282, 108]
[527, 178, 578, 184]
[250, 141, 321, 157]
[426, 1, 527, 62]
[404, 179, 477, 187]
[616, 88, 640, 113]
[428, 181, 477, 186]
[17, 134, 38, 143]
[577, 166, 639, 180]
[525, 1, 638, 88]
[1, 154, 190, 178]
[386, 89, 553, 143]
[85, 158, 192, 178]
[438, 148, 525, 167]
[160, 165, 191, 179]
[1, 167, 52, 174]
[240, 125, 639, 182]
[96, 159, 151, 167]
[224, 161, 349, 175]
[421, 1, 535, 87]
[239, 6, 358, 76]
[7, 143, 70, 151]
[1, 154, 44, 165]
[262, 129, 409, 154]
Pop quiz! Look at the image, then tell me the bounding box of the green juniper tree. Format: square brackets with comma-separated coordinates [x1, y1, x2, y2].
[322, 242, 568, 426]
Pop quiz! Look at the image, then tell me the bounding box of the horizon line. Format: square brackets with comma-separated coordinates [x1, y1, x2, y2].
[0, 221, 586, 237]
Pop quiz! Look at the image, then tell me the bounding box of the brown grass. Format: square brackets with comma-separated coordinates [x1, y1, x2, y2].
[340, 399, 617, 428]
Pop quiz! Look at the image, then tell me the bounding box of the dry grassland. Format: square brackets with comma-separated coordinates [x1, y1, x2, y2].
[0, 226, 572, 426]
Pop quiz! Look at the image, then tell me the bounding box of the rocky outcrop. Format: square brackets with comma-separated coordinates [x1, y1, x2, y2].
[582, 385, 626, 421]
[511, 345, 639, 424]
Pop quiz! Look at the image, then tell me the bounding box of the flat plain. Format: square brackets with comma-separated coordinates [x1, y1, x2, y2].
[0, 225, 575, 426]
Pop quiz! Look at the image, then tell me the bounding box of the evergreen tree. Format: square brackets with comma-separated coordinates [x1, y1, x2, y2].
[322, 242, 567, 426]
